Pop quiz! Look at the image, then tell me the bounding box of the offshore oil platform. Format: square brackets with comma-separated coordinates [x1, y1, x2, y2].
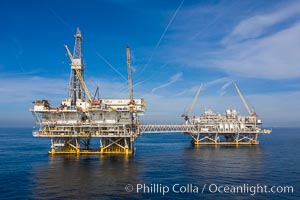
[180, 83, 272, 145]
[30, 28, 271, 155]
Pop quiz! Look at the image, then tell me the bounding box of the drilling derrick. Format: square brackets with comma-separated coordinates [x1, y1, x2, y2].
[31, 29, 146, 155]
[68, 27, 85, 105]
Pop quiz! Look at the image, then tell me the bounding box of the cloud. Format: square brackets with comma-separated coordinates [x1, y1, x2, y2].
[222, 1, 300, 45]
[175, 77, 232, 97]
[0, 76, 68, 104]
[205, 77, 230, 88]
[133, 80, 145, 88]
[175, 77, 235, 98]
[215, 2, 300, 80]
[218, 80, 234, 96]
[215, 22, 300, 79]
[0, 74, 129, 104]
[157, 1, 300, 80]
[211, 2, 300, 80]
[151, 72, 183, 93]
[141, 89, 300, 127]
[174, 85, 199, 97]
[0, 73, 299, 127]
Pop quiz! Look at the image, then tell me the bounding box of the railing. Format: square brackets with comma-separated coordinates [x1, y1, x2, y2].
[139, 124, 196, 133]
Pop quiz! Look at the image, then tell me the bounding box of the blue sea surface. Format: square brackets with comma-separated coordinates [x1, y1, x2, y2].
[0, 128, 299, 199]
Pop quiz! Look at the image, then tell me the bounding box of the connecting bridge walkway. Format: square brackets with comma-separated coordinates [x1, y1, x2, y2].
[139, 124, 195, 133]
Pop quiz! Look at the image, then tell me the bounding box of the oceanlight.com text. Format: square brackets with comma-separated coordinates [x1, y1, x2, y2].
[124, 183, 294, 196]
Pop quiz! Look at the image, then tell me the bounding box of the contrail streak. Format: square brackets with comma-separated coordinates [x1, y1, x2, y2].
[152, 72, 183, 93]
[96, 52, 127, 81]
[133, 63, 168, 87]
[138, 0, 185, 76]
[48, 7, 73, 31]
[155, 0, 185, 50]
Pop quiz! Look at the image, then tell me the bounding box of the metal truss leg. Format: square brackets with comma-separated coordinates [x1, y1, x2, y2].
[99, 137, 134, 154]
[48, 137, 81, 154]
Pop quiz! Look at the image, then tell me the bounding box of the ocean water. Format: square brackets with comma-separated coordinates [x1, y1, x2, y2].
[0, 128, 299, 200]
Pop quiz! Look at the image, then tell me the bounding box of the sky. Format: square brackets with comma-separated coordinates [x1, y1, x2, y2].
[1, 0, 300, 127]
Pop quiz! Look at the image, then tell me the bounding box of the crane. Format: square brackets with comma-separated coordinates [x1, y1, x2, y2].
[233, 82, 257, 116]
[65, 45, 92, 102]
[126, 45, 135, 130]
[126, 45, 133, 103]
[181, 83, 203, 121]
[92, 86, 99, 101]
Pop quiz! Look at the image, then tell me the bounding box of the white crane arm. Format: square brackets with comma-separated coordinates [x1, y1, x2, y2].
[188, 83, 203, 114]
[233, 82, 252, 115]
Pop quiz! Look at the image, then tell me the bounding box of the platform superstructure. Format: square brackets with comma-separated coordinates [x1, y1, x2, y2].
[31, 28, 146, 154]
[186, 109, 271, 145]
[181, 82, 271, 145]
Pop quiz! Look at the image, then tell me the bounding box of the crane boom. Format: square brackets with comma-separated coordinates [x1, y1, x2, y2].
[92, 86, 99, 101]
[126, 45, 133, 101]
[65, 45, 92, 102]
[182, 83, 203, 119]
[188, 83, 203, 114]
[233, 82, 252, 115]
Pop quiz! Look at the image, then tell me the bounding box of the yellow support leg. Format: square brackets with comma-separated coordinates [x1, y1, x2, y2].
[192, 139, 200, 145]
[100, 147, 104, 153]
[51, 147, 56, 154]
[125, 148, 129, 155]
